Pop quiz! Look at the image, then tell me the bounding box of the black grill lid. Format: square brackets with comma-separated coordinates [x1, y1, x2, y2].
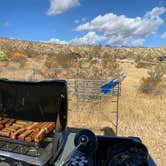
[0, 79, 67, 131]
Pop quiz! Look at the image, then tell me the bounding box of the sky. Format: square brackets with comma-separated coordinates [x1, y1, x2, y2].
[0, 0, 166, 47]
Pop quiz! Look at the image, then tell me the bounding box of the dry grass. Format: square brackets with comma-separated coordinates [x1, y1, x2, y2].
[68, 63, 166, 166]
[0, 38, 165, 165]
[0, 59, 165, 166]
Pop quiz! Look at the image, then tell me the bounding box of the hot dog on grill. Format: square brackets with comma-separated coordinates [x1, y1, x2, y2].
[16, 120, 33, 125]
[42, 122, 55, 134]
[25, 132, 38, 142]
[0, 124, 4, 130]
[10, 128, 25, 139]
[34, 129, 46, 143]
[18, 130, 33, 141]
[0, 119, 9, 124]
[0, 131, 10, 137]
[26, 122, 40, 130]
[5, 119, 16, 127]
[0, 117, 56, 143]
[12, 123, 26, 128]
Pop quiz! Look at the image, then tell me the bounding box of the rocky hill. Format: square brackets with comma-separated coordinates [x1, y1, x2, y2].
[0, 37, 165, 60]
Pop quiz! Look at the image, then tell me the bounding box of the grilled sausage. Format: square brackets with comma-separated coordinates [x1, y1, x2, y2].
[26, 122, 40, 130]
[32, 128, 40, 133]
[25, 132, 38, 142]
[34, 129, 46, 143]
[18, 130, 33, 141]
[42, 122, 55, 134]
[0, 124, 4, 130]
[5, 119, 16, 127]
[12, 123, 26, 128]
[16, 120, 32, 125]
[0, 119, 9, 125]
[0, 131, 10, 137]
[10, 128, 25, 139]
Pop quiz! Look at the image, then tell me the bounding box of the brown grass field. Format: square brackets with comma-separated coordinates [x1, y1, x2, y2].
[68, 62, 166, 166]
[0, 59, 165, 166]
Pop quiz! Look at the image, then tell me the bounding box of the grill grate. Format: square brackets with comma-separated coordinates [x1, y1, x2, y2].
[0, 140, 48, 157]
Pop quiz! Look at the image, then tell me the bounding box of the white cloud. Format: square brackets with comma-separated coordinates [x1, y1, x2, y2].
[47, 0, 80, 15]
[47, 32, 105, 45]
[70, 32, 106, 45]
[75, 7, 166, 46]
[47, 38, 68, 44]
[161, 33, 166, 39]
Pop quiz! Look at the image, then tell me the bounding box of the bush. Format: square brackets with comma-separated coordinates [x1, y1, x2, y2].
[135, 61, 151, 68]
[102, 59, 121, 77]
[140, 63, 166, 93]
[45, 53, 76, 68]
[0, 50, 8, 61]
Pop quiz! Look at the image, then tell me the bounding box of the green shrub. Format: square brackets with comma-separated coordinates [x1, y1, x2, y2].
[0, 50, 8, 61]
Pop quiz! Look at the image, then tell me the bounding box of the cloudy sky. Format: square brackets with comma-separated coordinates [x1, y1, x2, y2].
[0, 0, 166, 47]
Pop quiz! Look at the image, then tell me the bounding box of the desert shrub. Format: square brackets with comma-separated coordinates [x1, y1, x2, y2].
[0, 50, 8, 61]
[102, 52, 115, 60]
[102, 59, 121, 77]
[24, 42, 37, 57]
[68, 52, 80, 59]
[5, 47, 15, 57]
[55, 54, 76, 68]
[135, 52, 156, 69]
[140, 63, 166, 93]
[135, 61, 152, 68]
[79, 66, 103, 80]
[87, 46, 102, 59]
[45, 53, 76, 68]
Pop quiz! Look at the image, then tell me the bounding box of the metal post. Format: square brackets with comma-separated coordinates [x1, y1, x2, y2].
[116, 82, 120, 135]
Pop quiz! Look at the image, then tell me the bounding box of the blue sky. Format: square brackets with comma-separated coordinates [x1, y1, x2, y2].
[0, 0, 166, 47]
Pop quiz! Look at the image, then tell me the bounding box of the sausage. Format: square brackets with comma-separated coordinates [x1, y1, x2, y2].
[0, 131, 10, 137]
[47, 122, 55, 132]
[36, 122, 46, 129]
[16, 120, 32, 125]
[5, 119, 16, 127]
[25, 135, 33, 142]
[25, 132, 38, 142]
[6, 126, 20, 134]
[0, 119, 9, 125]
[10, 128, 25, 139]
[0, 118, 55, 142]
[18, 130, 33, 141]
[32, 128, 40, 133]
[0, 124, 4, 130]
[42, 122, 55, 134]
[34, 129, 46, 143]
[26, 122, 40, 130]
[12, 123, 26, 128]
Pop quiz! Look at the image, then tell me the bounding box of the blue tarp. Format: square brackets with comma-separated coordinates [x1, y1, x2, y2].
[101, 72, 128, 94]
[101, 79, 119, 94]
